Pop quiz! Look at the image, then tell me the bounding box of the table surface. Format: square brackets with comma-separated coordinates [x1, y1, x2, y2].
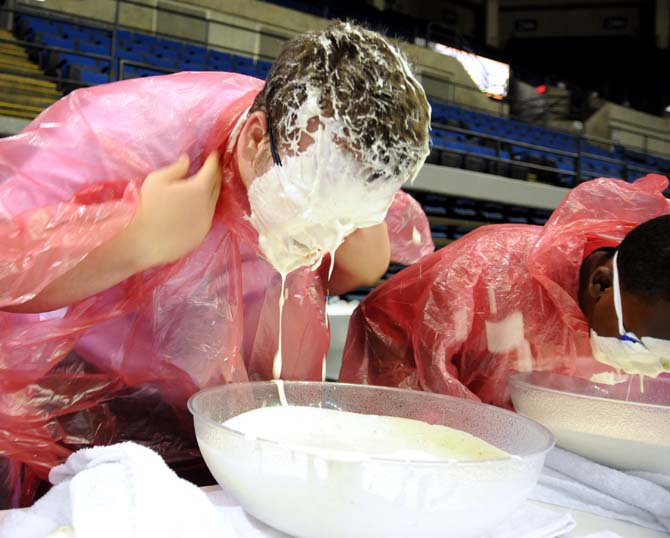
[532, 501, 668, 537]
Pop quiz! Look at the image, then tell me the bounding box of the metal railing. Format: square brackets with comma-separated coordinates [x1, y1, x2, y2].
[430, 120, 657, 186]
[606, 119, 670, 156]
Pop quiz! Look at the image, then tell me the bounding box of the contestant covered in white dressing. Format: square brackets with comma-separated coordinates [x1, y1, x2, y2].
[0, 22, 432, 507]
[341, 177, 670, 408]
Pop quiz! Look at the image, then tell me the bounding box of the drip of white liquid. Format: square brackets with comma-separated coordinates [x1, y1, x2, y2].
[328, 247, 337, 283]
[272, 273, 287, 380]
[323, 294, 329, 383]
[273, 379, 289, 407]
[321, 248, 338, 382]
[271, 274, 289, 408]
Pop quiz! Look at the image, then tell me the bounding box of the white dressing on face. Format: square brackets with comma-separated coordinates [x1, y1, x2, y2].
[247, 121, 398, 277]
[590, 330, 670, 380]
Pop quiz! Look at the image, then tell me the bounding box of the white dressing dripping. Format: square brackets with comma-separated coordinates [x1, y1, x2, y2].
[272, 273, 287, 380]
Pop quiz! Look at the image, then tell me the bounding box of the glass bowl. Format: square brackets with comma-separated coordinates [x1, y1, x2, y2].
[189, 381, 554, 538]
[510, 372, 670, 473]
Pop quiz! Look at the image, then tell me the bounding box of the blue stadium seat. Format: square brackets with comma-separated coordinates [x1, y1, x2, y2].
[123, 65, 165, 78]
[479, 203, 505, 223]
[470, 145, 495, 157]
[60, 26, 92, 42]
[232, 56, 258, 77]
[117, 47, 146, 63]
[90, 28, 113, 41]
[151, 55, 179, 69]
[79, 69, 110, 85]
[506, 207, 530, 224]
[36, 32, 75, 50]
[178, 58, 206, 70]
[445, 140, 467, 153]
[450, 199, 478, 219]
[156, 38, 182, 53]
[25, 16, 58, 35]
[130, 34, 159, 48]
[78, 40, 111, 55]
[531, 209, 552, 225]
[183, 43, 207, 57]
[57, 52, 110, 72]
[257, 61, 272, 78]
[423, 204, 448, 217]
[449, 225, 476, 240]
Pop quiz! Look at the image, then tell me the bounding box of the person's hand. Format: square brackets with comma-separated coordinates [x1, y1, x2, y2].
[126, 152, 222, 269]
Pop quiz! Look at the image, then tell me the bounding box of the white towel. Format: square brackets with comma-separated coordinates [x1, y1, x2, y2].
[0, 442, 237, 538]
[530, 447, 670, 533]
[206, 487, 575, 538]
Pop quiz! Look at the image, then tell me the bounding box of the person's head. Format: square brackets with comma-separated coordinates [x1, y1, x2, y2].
[579, 215, 670, 340]
[234, 21, 431, 274]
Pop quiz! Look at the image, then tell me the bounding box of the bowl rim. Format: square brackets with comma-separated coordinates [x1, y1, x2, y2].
[188, 380, 555, 466]
[509, 372, 670, 411]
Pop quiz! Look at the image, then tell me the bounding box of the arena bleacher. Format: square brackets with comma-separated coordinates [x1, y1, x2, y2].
[1, 3, 668, 301]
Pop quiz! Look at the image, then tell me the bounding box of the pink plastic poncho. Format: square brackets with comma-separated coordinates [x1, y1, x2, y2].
[0, 72, 433, 507]
[340, 174, 670, 409]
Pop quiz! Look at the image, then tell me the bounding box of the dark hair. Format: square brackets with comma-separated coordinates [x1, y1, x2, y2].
[250, 21, 430, 183]
[618, 215, 670, 301]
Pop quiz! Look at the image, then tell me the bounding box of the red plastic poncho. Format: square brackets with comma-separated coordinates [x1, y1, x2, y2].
[340, 175, 670, 409]
[0, 72, 433, 507]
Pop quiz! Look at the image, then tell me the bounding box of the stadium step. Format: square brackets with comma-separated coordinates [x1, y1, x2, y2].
[0, 29, 62, 120]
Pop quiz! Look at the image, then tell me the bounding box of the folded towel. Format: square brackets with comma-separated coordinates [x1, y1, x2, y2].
[0, 442, 236, 538]
[530, 447, 670, 532]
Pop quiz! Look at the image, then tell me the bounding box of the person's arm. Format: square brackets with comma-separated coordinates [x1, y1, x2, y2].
[326, 222, 391, 296]
[4, 153, 221, 314]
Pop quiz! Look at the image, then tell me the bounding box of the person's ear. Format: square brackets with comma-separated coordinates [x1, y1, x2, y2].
[238, 110, 269, 164]
[589, 266, 612, 301]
